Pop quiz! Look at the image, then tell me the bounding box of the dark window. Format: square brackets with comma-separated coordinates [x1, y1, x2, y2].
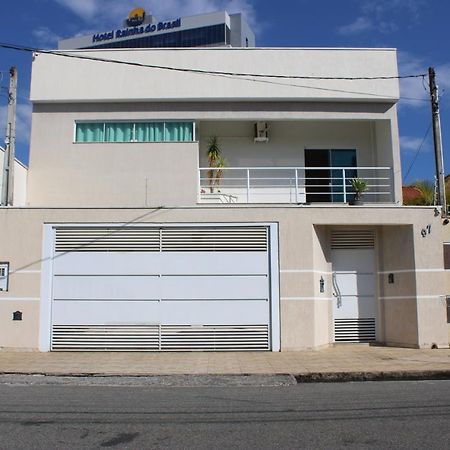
[447, 297, 450, 323]
[304, 149, 357, 203]
[86, 24, 227, 50]
[444, 244, 450, 269]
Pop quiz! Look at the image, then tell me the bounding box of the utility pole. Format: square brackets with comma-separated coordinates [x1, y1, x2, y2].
[1, 66, 17, 206]
[428, 67, 446, 216]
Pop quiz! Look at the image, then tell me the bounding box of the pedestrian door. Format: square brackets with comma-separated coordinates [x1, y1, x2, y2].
[331, 229, 377, 342]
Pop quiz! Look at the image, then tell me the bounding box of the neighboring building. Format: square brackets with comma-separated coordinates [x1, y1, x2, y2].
[0, 146, 28, 206]
[0, 46, 448, 352]
[58, 10, 255, 50]
[442, 175, 450, 342]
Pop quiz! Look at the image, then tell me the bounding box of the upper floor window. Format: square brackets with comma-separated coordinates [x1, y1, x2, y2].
[75, 121, 194, 143]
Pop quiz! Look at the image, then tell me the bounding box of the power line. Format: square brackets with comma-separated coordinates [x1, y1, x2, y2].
[0, 41, 427, 81]
[403, 122, 433, 183]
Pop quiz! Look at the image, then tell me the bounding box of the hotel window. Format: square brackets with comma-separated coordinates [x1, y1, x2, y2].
[75, 121, 194, 143]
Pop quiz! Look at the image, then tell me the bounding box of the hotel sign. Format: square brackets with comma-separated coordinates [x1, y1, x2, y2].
[92, 8, 182, 44]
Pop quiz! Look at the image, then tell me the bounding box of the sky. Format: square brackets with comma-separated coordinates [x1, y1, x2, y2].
[0, 0, 449, 184]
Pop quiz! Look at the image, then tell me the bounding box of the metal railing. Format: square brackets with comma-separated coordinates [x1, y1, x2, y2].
[199, 166, 394, 204]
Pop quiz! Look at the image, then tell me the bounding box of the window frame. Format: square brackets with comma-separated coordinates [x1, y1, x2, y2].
[74, 120, 196, 143]
[444, 243, 450, 270]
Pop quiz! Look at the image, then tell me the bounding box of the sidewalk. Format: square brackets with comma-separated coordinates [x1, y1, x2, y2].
[0, 345, 449, 379]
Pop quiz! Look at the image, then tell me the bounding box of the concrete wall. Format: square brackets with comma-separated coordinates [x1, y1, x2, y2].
[27, 108, 199, 207]
[442, 224, 450, 343]
[378, 225, 419, 346]
[0, 148, 28, 206]
[27, 103, 401, 207]
[230, 13, 255, 47]
[0, 205, 447, 351]
[199, 121, 378, 167]
[30, 48, 399, 103]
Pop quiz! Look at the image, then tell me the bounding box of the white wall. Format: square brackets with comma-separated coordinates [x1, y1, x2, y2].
[31, 48, 399, 103]
[199, 121, 378, 168]
[0, 148, 27, 206]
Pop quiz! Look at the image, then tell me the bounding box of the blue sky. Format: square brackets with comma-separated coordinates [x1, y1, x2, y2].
[0, 0, 449, 184]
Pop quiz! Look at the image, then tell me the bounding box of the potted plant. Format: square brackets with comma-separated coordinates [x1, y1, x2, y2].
[349, 178, 368, 205]
[213, 155, 227, 191]
[206, 136, 226, 193]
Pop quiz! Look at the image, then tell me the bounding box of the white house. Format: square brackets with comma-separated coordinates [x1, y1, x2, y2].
[0, 46, 448, 352]
[0, 146, 28, 206]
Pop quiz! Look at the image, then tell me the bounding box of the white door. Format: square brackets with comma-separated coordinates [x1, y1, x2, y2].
[331, 230, 377, 342]
[49, 225, 278, 352]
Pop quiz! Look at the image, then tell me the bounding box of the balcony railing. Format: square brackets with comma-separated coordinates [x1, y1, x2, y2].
[199, 166, 394, 204]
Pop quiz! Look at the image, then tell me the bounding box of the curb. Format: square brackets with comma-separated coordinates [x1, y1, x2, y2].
[0, 370, 449, 385]
[294, 370, 450, 383]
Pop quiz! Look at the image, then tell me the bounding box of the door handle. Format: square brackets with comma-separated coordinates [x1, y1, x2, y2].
[332, 272, 342, 308]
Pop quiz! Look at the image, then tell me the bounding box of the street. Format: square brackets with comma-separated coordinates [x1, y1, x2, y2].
[0, 380, 449, 449]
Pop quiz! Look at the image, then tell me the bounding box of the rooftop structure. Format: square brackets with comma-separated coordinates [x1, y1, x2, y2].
[58, 10, 255, 50]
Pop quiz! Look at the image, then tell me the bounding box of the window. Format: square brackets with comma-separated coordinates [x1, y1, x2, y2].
[305, 149, 357, 203]
[75, 121, 194, 143]
[75, 123, 105, 142]
[86, 24, 227, 49]
[444, 243, 450, 269]
[0, 262, 9, 292]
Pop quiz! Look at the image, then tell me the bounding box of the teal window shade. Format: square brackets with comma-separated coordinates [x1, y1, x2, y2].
[75, 123, 104, 142]
[75, 121, 194, 142]
[135, 122, 164, 142]
[164, 122, 193, 142]
[106, 122, 133, 142]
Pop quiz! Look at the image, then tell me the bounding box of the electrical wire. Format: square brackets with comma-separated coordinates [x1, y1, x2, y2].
[0, 41, 428, 81]
[403, 122, 433, 183]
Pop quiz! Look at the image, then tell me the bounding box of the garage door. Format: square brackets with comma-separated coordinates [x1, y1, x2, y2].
[48, 225, 277, 351]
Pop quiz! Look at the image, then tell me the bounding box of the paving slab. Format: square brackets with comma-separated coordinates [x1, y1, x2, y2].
[0, 345, 448, 379]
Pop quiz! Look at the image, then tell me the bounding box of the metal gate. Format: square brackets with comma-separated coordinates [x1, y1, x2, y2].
[48, 225, 276, 351]
[331, 229, 377, 343]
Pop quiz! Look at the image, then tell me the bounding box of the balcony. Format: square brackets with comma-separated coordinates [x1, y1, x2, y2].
[199, 166, 394, 204]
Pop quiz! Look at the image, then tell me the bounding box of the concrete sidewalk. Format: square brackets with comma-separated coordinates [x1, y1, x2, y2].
[0, 345, 449, 379]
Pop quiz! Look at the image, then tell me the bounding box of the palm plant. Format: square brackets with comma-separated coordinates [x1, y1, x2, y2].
[350, 178, 368, 201]
[213, 155, 227, 190]
[413, 180, 435, 205]
[206, 136, 224, 192]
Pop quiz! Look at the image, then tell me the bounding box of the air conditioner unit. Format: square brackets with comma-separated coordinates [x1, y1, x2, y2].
[254, 122, 269, 143]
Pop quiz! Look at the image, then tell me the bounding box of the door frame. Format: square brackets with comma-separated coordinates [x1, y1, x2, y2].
[329, 227, 380, 343]
[39, 222, 281, 352]
[304, 149, 358, 203]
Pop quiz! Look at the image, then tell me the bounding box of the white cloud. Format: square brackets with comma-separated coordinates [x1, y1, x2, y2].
[338, 0, 425, 35]
[361, 0, 425, 19]
[54, 0, 98, 21]
[0, 102, 32, 146]
[32, 27, 62, 48]
[397, 52, 450, 106]
[397, 51, 429, 105]
[53, 0, 257, 30]
[400, 135, 431, 152]
[338, 17, 373, 36]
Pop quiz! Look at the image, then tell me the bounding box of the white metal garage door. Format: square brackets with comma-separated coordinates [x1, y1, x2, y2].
[48, 225, 277, 351]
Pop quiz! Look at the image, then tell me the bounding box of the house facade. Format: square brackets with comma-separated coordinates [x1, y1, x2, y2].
[0, 47, 448, 351]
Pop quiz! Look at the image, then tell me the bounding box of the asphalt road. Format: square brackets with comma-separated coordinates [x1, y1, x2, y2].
[0, 380, 449, 449]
